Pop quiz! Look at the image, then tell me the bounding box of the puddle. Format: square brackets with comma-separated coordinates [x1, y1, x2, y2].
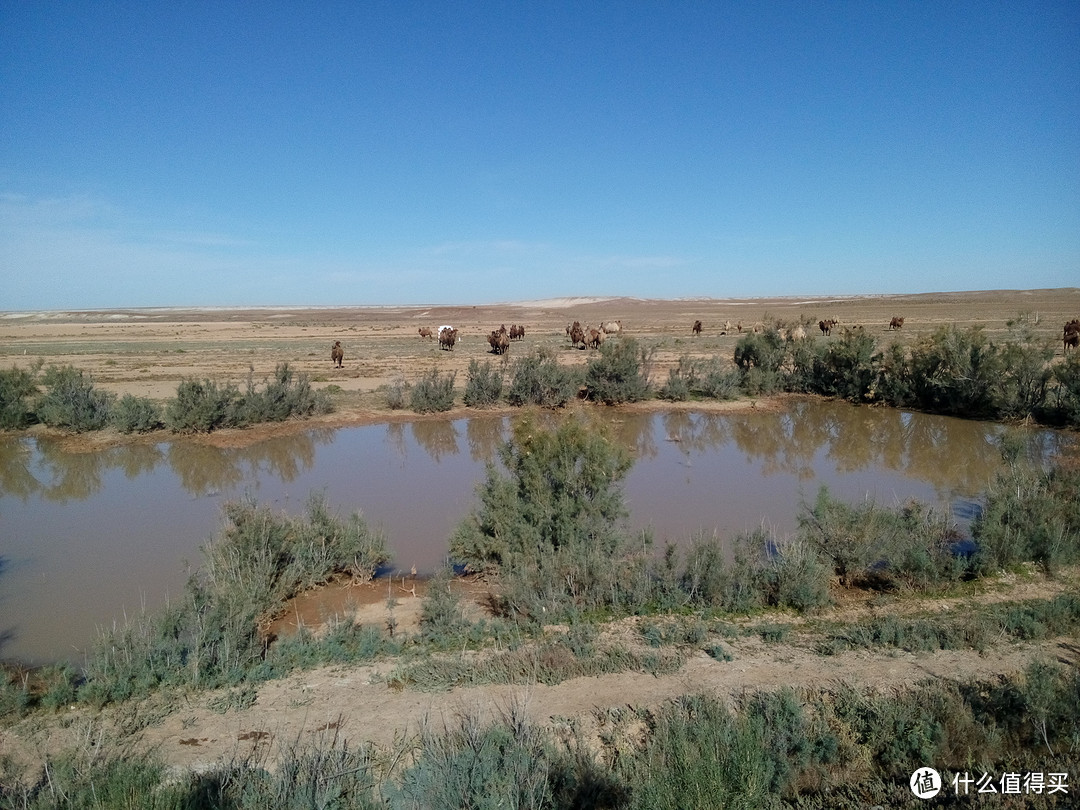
[0, 400, 1070, 665]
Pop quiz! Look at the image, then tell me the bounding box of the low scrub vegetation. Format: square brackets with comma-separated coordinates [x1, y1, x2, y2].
[507, 347, 580, 407]
[409, 368, 456, 413]
[5, 662, 1078, 809]
[34, 364, 114, 432]
[462, 358, 503, 407]
[0, 361, 330, 435]
[448, 417, 1069, 627]
[583, 337, 653, 404]
[972, 456, 1080, 575]
[730, 317, 1080, 427]
[69, 494, 389, 706]
[450, 415, 640, 618]
[109, 392, 164, 433]
[0, 363, 40, 429]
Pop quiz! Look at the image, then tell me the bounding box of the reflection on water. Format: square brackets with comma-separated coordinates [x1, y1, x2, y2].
[0, 400, 1071, 666]
[411, 420, 460, 461]
[0, 431, 336, 502]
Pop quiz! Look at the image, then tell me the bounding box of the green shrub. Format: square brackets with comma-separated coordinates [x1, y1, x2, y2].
[419, 567, 471, 644]
[623, 694, 774, 808]
[450, 415, 636, 617]
[761, 537, 832, 610]
[165, 378, 240, 432]
[658, 364, 691, 401]
[691, 357, 741, 400]
[906, 325, 1001, 417]
[810, 329, 880, 402]
[661, 356, 741, 402]
[109, 393, 163, 433]
[734, 329, 787, 395]
[972, 459, 1080, 574]
[584, 337, 653, 404]
[233, 363, 331, 424]
[410, 368, 456, 413]
[679, 530, 764, 613]
[463, 359, 503, 408]
[80, 494, 389, 702]
[398, 703, 553, 810]
[797, 488, 898, 588]
[507, 348, 579, 408]
[385, 376, 410, 409]
[34, 364, 114, 432]
[0, 363, 39, 429]
[995, 318, 1053, 420]
[1047, 350, 1080, 427]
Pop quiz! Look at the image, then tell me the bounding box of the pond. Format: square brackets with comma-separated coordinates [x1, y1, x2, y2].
[1, 399, 1070, 666]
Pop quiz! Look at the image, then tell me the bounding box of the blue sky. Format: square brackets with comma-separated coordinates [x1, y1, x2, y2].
[2, 2, 1078, 310]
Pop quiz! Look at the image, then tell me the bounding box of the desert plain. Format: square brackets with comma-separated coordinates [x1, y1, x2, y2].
[1, 287, 1079, 780]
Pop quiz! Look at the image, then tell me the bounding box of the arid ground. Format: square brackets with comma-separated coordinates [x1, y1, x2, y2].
[1, 289, 1079, 778]
[2, 288, 1079, 448]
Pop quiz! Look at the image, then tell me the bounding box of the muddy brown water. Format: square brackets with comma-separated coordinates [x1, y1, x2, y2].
[0, 400, 1071, 666]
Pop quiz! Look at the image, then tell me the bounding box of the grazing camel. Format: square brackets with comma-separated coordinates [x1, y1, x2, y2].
[331, 341, 344, 368]
[1065, 320, 1080, 353]
[418, 327, 433, 340]
[889, 316, 905, 330]
[438, 327, 458, 351]
[587, 328, 605, 349]
[819, 319, 838, 336]
[569, 321, 585, 348]
[488, 329, 509, 354]
[692, 320, 702, 336]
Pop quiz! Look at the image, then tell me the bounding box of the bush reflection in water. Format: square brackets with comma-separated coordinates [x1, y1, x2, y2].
[0, 400, 1071, 665]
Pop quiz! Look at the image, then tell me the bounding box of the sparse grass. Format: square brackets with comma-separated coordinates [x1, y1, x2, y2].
[386, 634, 683, 692]
[5, 664, 1077, 809]
[816, 593, 1080, 655]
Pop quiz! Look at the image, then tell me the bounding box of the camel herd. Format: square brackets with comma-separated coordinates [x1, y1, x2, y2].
[328, 315, 1080, 366]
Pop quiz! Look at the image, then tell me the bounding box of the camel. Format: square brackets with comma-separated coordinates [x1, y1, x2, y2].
[819, 319, 838, 336]
[331, 341, 344, 368]
[1065, 320, 1080, 353]
[438, 327, 458, 351]
[692, 320, 702, 336]
[488, 330, 509, 355]
[418, 327, 433, 340]
[569, 322, 586, 348]
[600, 320, 622, 335]
[889, 317, 905, 330]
